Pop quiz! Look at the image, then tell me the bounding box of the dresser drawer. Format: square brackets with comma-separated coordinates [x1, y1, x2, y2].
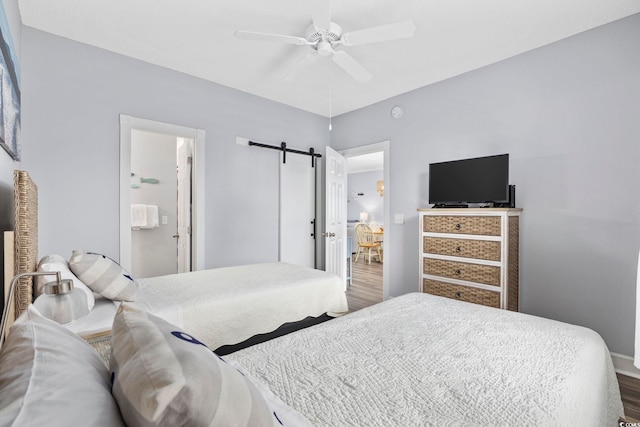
[423, 215, 501, 236]
[423, 237, 501, 261]
[423, 258, 500, 286]
[423, 279, 500, 308]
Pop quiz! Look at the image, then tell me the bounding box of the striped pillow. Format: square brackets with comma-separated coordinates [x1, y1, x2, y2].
[110, 304, 282, 427]
[0, 306, 125, 426]
[69, 250, 137, 301]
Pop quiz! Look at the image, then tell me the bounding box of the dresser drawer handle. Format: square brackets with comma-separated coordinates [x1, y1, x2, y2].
[455, 246, 461, 253]
[454, 269, 461, 275]
[455, 292, 462, 298]
[455, 224, 461, 230]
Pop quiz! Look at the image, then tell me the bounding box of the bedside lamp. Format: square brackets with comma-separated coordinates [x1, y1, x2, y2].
[1, 271, 89, 345]
[33, 273, 89, 324]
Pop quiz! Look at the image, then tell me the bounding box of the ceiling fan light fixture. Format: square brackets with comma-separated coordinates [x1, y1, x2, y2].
[306, 22, 342, 44]
[317, 41, 333, 56]
[235, 8, 415, 84]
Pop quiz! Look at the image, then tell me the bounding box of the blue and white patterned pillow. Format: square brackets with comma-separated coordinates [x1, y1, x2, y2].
[69, 249, 137, 301]
[110, 304, 289, 427]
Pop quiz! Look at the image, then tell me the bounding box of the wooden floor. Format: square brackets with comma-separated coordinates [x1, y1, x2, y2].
[346, 255, 383, 312]
[344, 261, 640, 422]
[619, 374, 640, 422]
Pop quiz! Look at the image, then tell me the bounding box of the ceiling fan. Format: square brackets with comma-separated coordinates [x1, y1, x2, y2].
[234, 3, 415, 84]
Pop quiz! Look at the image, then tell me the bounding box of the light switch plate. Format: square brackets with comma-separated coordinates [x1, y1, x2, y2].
[394, 214, 404, 224]
[161, 215, 168, 225]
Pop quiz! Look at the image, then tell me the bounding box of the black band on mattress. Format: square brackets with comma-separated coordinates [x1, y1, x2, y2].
[214, 313, 334, 356]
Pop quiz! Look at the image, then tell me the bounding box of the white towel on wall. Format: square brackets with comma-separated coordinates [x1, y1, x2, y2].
[131, 204, 160, 229]
[145, 205, 159, 229]
[635, 249, 640, 368]
[131, 204, 148, 228]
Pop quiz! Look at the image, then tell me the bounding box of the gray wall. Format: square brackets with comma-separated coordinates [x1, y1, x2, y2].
[348, 170, 384, 223]
[331, 13, 640, 355]
[19, 27, 329, 268]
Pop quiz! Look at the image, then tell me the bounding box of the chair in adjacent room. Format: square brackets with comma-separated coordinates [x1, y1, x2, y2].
[354, 223, 382, 264]
[368, 221, 382, 232]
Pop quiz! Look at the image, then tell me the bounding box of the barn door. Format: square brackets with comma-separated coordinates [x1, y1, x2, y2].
[279, 152, 315, 268]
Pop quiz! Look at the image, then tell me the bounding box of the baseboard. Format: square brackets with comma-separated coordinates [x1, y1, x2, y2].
[611, 352, 640, 379]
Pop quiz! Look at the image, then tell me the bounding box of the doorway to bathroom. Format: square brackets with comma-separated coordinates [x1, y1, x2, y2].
[119, 115, 205, 278]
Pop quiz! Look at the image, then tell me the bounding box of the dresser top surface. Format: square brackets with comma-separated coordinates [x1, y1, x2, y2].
[417, 208, 523, 213]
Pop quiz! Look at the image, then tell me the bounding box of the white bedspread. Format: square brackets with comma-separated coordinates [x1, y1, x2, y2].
[225, 293, 623, 427]
[138, 262, 348, 350]
[67, 284, 182, 338]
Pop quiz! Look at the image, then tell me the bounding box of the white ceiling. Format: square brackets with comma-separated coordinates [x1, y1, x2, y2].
[18, 0, 640, 117]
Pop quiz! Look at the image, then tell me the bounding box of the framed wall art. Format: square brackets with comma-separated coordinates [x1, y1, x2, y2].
[0, 3, 20, 161]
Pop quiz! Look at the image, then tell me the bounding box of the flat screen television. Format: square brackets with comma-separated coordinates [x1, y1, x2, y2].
[429, 153, 509, 206]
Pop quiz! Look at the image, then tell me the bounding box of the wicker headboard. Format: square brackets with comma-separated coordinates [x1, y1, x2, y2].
[3, 170, 38, 324]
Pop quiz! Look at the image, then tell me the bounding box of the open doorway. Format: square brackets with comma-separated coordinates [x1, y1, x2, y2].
[342, 141, 389, 311]
[119, 115, 206, 276]
[127, 131, 195, 278]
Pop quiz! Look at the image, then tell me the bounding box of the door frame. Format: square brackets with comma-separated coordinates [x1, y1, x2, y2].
[176, 138, 193, 273]
[341, 140, 390, 300]
[119, 114, 206, 273]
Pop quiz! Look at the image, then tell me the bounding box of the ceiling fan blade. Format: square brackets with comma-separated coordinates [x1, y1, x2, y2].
[342, 20, 415, 46]
[332, 51, 372, 83]
[234, 30, 308, 46]
[309, 0, 331, 29]
[284, 53, 318, 82]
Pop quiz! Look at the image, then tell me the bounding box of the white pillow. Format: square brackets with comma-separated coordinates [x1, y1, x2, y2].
[36, 254, 95, 311]
[110, 304, 303, 427]
[69, 249, 137, 301]
[0, 306, 125, 427]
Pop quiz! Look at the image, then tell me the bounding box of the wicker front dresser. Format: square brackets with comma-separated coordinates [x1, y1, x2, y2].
[418, 208, 522, 311]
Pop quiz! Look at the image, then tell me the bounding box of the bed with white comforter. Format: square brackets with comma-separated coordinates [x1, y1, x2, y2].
[138, 262, 348, 350]
[225, 292, 623, 426]
[69, 262, 348, 350]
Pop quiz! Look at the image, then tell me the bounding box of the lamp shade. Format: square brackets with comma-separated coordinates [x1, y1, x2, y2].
[360, 212, 369, 222]
[32, 278, 89, 324]
[0, 271, 91, 350]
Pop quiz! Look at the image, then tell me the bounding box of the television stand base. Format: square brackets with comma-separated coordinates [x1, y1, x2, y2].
[432, 204, 469, 208]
